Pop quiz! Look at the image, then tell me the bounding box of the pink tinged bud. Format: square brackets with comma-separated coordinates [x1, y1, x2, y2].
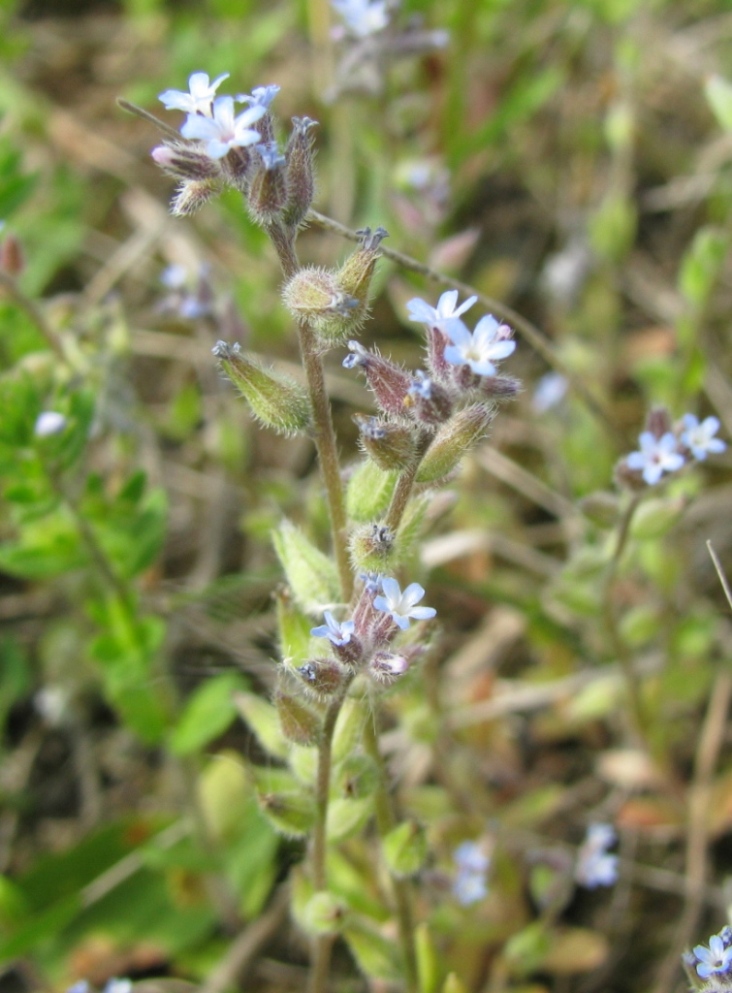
[170, 179, 220, 216]
[344, 342, 414, 418]
[151, 142, 222, 181]
[403, 371, 453, 428]
[416, 404, 494, 483]
[425, 326, 452, 381]
[283, 117, 318, 229]
[369, 650, 410, 685]
[645, 406, 673, 439]
[353, 414, 417, 471]
[213, 340, 311, 435]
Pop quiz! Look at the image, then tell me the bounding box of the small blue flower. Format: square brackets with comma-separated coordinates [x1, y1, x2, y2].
[625, 431, 685, 485]
[237, 84, 281, 109]
[680, 414, 726, 461]
[693, 933, 732, 979]
[34, 411, 67, 437]
[443, 315, 516, 377]
[331, 0, 389, 38]
[575, 823, 618, 889]
[532, 372, 568, 413]
[452, 840, 491, 906]
[181, 96, 265, 159]
[407, 290, 477, 330]
[159, 71, 230, 116]
[373, 578, 436, 631]
[256, 141, 286, 170]
[311, 610, 355, 646]
[65, 983, 90, 993]
[408, 371, 433, 399]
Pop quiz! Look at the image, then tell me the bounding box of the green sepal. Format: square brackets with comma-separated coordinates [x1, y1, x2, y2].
[415, 922, 442, 993]
[301, 891, 347, 936]
[326, 796, 374, 843]
[382, 820, 427, 878]
[256, 785, 315, 838]
[214, 342, 311, 435]
[272, 519, 340, 612]
[629, 496, 685, 540]
[275, 689, 321, 746]
[416, 405, 493, 483]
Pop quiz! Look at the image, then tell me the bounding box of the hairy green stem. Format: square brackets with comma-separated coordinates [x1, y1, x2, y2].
[266, 221, 352, 602]
[362, 718, 418, 993]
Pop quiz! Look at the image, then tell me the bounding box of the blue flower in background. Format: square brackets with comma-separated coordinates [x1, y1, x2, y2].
[680, 414, 726, 461]
[575, 823, 618, 889]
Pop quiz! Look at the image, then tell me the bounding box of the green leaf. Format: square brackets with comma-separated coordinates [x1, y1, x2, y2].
[170, 672, 249, 756]
[272, 519, 340, 612]
[705, 74, 732, 132]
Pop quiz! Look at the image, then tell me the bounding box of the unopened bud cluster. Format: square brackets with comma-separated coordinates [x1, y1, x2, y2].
[153, 72, 316, 229]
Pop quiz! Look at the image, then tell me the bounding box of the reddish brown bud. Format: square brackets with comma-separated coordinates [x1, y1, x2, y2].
[152, 142, 222, 182]
[283, 117, 318, 229]
[344, 342, 413, 418]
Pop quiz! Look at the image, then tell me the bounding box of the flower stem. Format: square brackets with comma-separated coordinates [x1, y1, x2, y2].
[362, 717, 418, 993]
[265, 220, 352, 602]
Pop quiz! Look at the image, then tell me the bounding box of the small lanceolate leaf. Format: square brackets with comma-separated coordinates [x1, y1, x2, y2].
[274, 690, 321, 745]
[343, 921, 404, 981]
[326, 796, 374, 843]
[382, 820, 427, 878]
[170, 672, 248, 756]
[272, 519, 340, 612]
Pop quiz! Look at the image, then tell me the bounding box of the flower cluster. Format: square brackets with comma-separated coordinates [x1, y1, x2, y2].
[452, 840, 491, 906]
[307, 575, 435, 687]
[618, 407, 726, 488]
[574, 823, 618, 889]
[685, 927, 732, 983]
[342, 290, 518, 481]
[152, 72, 316, 226]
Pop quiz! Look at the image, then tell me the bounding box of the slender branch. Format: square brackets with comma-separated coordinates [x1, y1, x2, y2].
[0, 268, 67, 363]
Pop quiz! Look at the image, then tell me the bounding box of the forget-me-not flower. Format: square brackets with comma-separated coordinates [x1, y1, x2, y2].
[237, 84, 281, 109]
[575, 823, 618, 889]
[680, 414, 726, 461]
[693, 933, 732, 979]
[373, 577, 436, 630]
[159, 71, 230, 116]
[407, 290, 477, 330]
[443, 315, 516, 377]
[625, 431, 685, 486]
[181, 96, 265, 159]
[34, 411, 67, 437]
[452, 840, 491, 906]
[311, 610, 355, 646]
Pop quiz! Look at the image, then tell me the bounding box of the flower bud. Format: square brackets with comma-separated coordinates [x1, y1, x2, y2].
[646, 405, 673, 439]
[416, 404, 494, 482]
[152, 142, 222, 182]
[301, 891, 347, 936]
[171, 179, 220, 216]
[282, 266, 359, 340]
[425, 326, 452, 381]
[369, 650, 410, 684]
[258, 789, 315, 837]
[353, 414, 417, 471]
[213, 340, 311, 435]
[403, 371, 453, 428]
[295, 658, 346, 698]
[283, 117, 318, 229]
[479, 375, 521, 399]
[247, 142, 288, 225]
[335, 226, 387, 320]
[344, 342, 413, 418]
[349, 521, 396, 573]
[274, 690, 321, 745]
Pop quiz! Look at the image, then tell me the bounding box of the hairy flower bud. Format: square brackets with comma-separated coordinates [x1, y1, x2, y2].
[171, 179, 220, 216]
[403, 371, 453, 428]
[645, 405, 673, 439]
[283, 117, 318, 229]
[369, 650, 410, 685]
[479, 375, 521, 399]
[274, 690, 321, 745]
[416, 404, 494, 482]
[247, 142, 288, 224]
[213, 340, 311, 435]
[152, 142, 222, 182]
[330, 226, 387, 335]
[349, 521, 396, 573]
[344, 342, 413, 418]
[353, 414, 417, 471]
[282, 266, 359, 340]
